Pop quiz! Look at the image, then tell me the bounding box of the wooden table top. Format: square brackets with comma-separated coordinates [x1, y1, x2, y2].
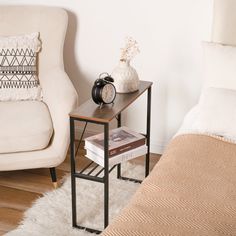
[70, 80, 152, 123]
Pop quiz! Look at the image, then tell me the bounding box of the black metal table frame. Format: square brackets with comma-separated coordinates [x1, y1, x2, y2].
[70, 86, 152, 234]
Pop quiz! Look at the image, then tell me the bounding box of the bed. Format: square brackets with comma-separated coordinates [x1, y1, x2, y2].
[102, 0, 236, 235]
[102, 134, 236, 235]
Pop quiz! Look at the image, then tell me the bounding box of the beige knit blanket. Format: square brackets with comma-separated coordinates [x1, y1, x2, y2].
[102, 134, 236, 236]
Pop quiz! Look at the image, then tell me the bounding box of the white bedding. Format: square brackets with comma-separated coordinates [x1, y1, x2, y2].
[176, 41, 236, 143]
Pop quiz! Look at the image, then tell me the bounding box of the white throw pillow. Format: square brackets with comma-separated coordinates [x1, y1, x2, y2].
[0, 32, 42, 101]
[203, 41, 236, 90]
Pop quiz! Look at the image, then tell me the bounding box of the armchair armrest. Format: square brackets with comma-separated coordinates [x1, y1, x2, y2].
[40, 67, 78, 166]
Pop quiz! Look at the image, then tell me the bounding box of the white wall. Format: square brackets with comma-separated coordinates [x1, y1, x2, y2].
[0, 0, 214, 153]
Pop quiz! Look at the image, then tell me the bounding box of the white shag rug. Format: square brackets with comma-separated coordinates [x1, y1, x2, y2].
[7, 163, 144, 236]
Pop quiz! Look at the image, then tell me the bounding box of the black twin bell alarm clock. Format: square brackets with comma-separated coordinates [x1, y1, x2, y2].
[92, 72, 116, 108]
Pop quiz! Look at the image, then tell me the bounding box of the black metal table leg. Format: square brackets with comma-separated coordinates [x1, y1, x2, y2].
[145, 86, 152, 177]
[104, 123, 109, 228]
[70, 118, 77, 227]
[117, 113, 121, 179]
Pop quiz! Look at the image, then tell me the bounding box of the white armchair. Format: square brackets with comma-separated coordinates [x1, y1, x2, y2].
[0, 6, 78, 186]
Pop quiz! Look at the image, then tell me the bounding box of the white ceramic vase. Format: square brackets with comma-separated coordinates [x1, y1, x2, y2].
[111, 60, 139, 93]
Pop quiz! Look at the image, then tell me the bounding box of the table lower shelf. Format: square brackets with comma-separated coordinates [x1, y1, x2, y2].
[73, 161, 142, 184]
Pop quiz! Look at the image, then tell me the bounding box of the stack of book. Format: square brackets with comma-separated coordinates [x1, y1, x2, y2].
[85, 126, 147, 167]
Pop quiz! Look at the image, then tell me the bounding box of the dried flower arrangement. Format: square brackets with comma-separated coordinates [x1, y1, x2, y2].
[120, 37, 140, 62]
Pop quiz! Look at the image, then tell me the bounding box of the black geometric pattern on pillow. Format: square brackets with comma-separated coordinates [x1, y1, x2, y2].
[0, 48, 40, 89]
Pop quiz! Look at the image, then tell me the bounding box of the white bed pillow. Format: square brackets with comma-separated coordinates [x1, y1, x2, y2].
[177, 87, 236, 142]
[203, 41, 236, 90]
[0, 32, 42, 101]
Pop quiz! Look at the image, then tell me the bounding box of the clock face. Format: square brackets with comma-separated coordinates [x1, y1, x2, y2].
[101, 83, 116, 104]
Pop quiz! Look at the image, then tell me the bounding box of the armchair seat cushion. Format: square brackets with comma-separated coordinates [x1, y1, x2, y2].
[0, 101, 53, 154]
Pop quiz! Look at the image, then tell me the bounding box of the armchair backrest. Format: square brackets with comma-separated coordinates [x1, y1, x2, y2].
[0, 6, 68, 75]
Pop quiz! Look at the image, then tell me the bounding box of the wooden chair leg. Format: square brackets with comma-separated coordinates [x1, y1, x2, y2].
[49, 167, 58, 188]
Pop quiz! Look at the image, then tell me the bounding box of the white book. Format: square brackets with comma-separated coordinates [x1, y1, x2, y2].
[85, 145, 147, 167]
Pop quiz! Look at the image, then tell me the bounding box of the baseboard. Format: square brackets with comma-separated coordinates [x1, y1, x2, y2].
[75, 125, 167, 155]
[150, 140, 169, 154]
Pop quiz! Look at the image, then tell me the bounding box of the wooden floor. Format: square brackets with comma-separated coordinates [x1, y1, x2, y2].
[0, 146, 160, 235]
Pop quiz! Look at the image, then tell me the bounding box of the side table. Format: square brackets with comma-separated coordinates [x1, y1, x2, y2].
[69, 80, 152, 234]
